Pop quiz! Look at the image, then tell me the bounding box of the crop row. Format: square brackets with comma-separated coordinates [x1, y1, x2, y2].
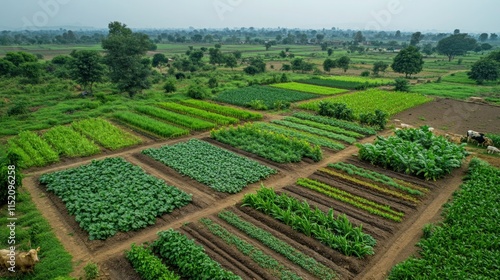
[296, 178, 404, 222]
[328, 162, 426, 196]
[143, 139, 276, 193]
[114, 111, 189, 138]
[210, 123, 323, 163]
[271, 82, 349, 95]
[200, 218, 302, 280]
[179, 99, 263, 120]
[215, 85, 318, 110]
[283, 116, 364, 139]
[152, 229, 241, 280]
[158, 102, 239, 125]
[126, 244, 180, 280]
[242, 187, 376, 257]
[8, 131, 59, 168]
[253, 122, 345, 151]
[72, 118, 142, 150]
[298, 89, 433, 117]
[292, 112, 376, 135]
[272, 119, 357, 144]
[219, 211, 337, 280]
[43, 125, 101, 158]
[389, 159, 500, 279]
[359, 127, 468, 180]
[136, 105, 216, 130]
[319, 168, 419, 203]
[39, 157, 192, 240]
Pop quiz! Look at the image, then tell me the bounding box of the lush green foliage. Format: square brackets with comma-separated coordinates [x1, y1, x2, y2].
[328, 162, 425, 196]
[126, 244, 180, 280]
[158, 102, 239, 125]
[318, 102, 355, 121]
[389, 159, 500, 279]
[72, 118, 142, 150]
[486, 133, 500, 147]
[200, 218, 302, 280]
[152, 229, 242, 280]
[297, 76, 393, 90]
[135, 105, 216, 130]
[8, 131, 59, 168]
[242, 187, 376, 257]
[293, 112, 376, 135]
[219, 211, 337, 280]
[215, 85, 318, 110]
[394, 78, 410, 92]
[272, 119, 357, 144]
[0, 192, 73, 279]
[39, 157, 192, 240]
[253, 122, 345, 151]
[179, 99, 263, 120]
[283, 116, 364, 138]
[299, 89, 433, 117]
[270, 82, 348, 95]
[296, 178, 404, 222]
[359, 127, 468, 180]
[467, 58, 500, 84]
[411, 82, 500, 103]
[143, 139, 276, 193]
[43, 125, 100, 158]
[358, 110, 388, 129]
[115, 111, 189, 137]
[211, 123, 323, 163]
[391, 46, 424, 78]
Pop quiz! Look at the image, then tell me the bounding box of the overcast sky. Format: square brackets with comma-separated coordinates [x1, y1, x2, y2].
[0, 0, 498, 33]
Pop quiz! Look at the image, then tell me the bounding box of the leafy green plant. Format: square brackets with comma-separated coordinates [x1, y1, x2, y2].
[271, 119, 357, 144]
[43, 126, 100, 158]
[8, 131, 59, 168]
[152, 229, 241, 280]
[126, 244, 180, 280]
[84, 262, 99, 280]
[114, 111, 189, 138]
[158, 102, 239, 125]
[179, 99, 262, 120]
[293, 112, 376, 135]
[39, 158, 192, 240]
[394, 78, 410, 92]
[72, 118, 142, 150]
[135, 105, 215, 130]
[143, 139, 276, 193]
[283, 116, 364, 138]
[318, 102, 354, 121]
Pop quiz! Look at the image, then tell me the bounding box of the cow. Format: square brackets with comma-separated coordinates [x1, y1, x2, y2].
[466, 130, 490, 146]
[445, 133, 464, 144]
[487, 146, 500, 154]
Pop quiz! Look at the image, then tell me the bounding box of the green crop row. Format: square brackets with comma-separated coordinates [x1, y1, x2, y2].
[43, 125, 100, 158]
[283, 117, 364, 139]
[39, 157, 192, 240]
[72, 118, 142, 150]
[295, 79, 376, 90]
[319, 168, 419, 203]
[296, 178, 404, 222]
[242, 187, 375, 257]
[8, 131, 59, 168]
[114, 111, 189, 138]
[200, 218, 302, 280]
[211, 123, 323, 163]
[272, 119, 357, 144]
[323, 76, 395, 84]
[271, 82, 349, 95]
[389, 159, 500, 279]
[179, 99, 263, 120]
[292, 113, 376, 135]
[219, 211, 337, 280]
[158, 102, 239, 125]
[152, 229, 242, 280]
[126, 244, 180, 280]
[298, 89, 432, 117]
[253, 122, 345, 151]
[143, 139, 276, 193]
[359, 127, 468, 181]
[215, 85, 318, 110]
[136, 105, 216, 130]
[328, 162, 425, 196]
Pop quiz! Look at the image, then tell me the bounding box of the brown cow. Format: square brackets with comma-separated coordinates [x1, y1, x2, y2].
[1, 247, 40, 273]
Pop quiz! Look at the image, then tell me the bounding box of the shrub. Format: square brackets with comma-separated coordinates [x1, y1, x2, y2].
[163, 79, 177, 93]
[208, 77, 218, 88]
[394, 78, 410, 92]
[186, 84, 208, 99]
[84, 262, 99, 280]
[272, 100, 290, 110]
[7, 101, 29, 116]
[318, 101, 354, 121]
[248, 99, 268, 110]
[361, 70, 370, 77]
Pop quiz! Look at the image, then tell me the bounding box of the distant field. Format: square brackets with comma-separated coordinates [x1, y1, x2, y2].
[299, 89, 433, 116]
[271, 82, 349, 95]
[412, 82, 500, 103]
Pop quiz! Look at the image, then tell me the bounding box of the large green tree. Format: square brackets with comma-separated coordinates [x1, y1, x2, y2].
[336, 56, 350, 72]
[391, 46, 424, 78]
[410, 32, 424, 46]
[436, 34, 477, 61]
[467, 58, 499, 85]
[101, 21, 155, 97]
[69, 50, 105, 94]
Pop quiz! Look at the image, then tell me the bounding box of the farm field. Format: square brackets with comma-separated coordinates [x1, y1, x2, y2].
[270, 82, 349, 95]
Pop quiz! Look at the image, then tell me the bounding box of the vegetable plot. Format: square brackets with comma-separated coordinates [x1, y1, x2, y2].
[152, 229, 242, 280]
[283, 116, 364, 139]
[8, 131, 59, 168]
[271, 119, 357, 144]
[126, 244, 180, 280]
[72, 118, 142, 150]
[271, 82, 349, 95]
[135, 105, 216, 130]
[389, 159, 500, 279]
[179, 99, 263, 120]
[359, 127, 468, 180]
[158, 102, 239, 125]
[242, 187, 376, 257]
[39, 157, 192, 240]
[43, 125, 100, 158]
[115, 111, 189, 138]
[143, 139, 276, 193]
[292, 112, 377, 135]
